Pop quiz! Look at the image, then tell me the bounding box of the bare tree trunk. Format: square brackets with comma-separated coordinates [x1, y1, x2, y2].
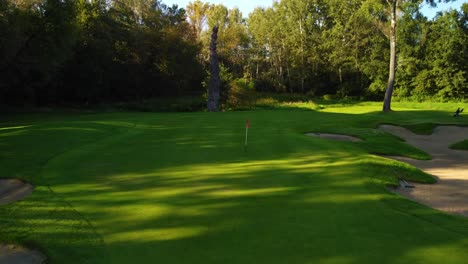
[383, 0, 397, 112]
[207, 26, 220, 112]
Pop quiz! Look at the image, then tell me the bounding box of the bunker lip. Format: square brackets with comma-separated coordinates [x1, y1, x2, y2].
[0, 244, 46, 264]
[305, 132, 362, 142]
[0, 178, 34, 206]
[378, 125, 468, 217]
[1, 179, 46, 263]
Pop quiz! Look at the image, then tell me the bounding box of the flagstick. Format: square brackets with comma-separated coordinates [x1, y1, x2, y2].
[244, 119, 250, 152]
[245, 126, 249, 150]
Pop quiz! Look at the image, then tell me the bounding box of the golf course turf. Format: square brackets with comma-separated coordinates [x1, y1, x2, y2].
[1, 103, 467, 263]
[450, 140, 468, 150]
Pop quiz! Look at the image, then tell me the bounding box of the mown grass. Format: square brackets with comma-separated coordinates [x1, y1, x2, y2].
[450, 140, 468, 150]
[1, 102, 467, 264]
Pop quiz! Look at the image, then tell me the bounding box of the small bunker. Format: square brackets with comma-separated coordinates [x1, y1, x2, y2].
[305, 133, 362, 142]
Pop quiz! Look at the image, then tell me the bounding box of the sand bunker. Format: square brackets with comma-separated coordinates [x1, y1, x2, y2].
[0, 179, 34, 206]
[0, 179, 45, 263]
[379, 125, 468, 217]
[305, 133, 362, 142]
[0, 244, 46, 264]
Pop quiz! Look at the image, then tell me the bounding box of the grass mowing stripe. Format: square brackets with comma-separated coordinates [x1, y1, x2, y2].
[0, 120, 133, 263]
[1, 105, 467, 263]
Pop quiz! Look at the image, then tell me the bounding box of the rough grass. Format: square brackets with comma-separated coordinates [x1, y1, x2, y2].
[1, 103, 467, 264]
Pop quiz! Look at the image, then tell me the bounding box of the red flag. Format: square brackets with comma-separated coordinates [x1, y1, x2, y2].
[246, 119, 250, 129]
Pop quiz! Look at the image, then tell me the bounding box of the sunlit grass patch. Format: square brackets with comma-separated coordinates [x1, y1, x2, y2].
[0, 106, 467, 263]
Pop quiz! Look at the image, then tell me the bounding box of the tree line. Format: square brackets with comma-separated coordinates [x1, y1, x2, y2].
[1, 0, 204, 106]
[1, 0, 467, 108]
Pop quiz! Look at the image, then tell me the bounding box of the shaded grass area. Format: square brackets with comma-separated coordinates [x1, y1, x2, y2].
[450, 140, 468, 150]
[383, 122, 468, 136]
[400, 123, 438, 135]
[362, 156, 436, 185]
[1, 104, 467, 263]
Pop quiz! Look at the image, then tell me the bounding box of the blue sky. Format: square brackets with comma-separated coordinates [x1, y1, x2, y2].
[162, 0, 465, 19]
[420, 0, 465, 19]
[162, 0, 272, 17]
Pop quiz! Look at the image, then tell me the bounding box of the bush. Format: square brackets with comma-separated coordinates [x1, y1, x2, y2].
[225, 79, 256, 110]
[322, 94, 336, 101]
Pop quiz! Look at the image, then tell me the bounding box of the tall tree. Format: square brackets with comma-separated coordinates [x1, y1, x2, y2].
[247, 0, 330, 93]
[0, 0, 204, 106]
[323, 0, 381, 96]
[412, 5, 467, 100]
[186, 0, 209, 40]
[281, 0, 327, 92]
[218, 7, 249, 76]
[381, 0, 454, 112]
[394, 1, 427, 98]
[0, 0, 79, 104]
[248, 6, 289, 92]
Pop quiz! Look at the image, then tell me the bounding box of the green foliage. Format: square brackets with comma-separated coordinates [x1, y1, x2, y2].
[0, 0, 204, 106]
[225, 79, 256, 110]
[203, 63, 233, 103]
[395, 2, 428, 100]
[401, 123, 438, 135]
[363, 157, 436, 186]
[1, 0, 467, 108]
[410, 7, 468, 101]
[322, 94, 337, 101]
[0, 0, 79, 105]
[186, 0, 210, 39]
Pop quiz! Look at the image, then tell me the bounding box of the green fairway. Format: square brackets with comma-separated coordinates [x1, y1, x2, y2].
[1, 103, 467, 264]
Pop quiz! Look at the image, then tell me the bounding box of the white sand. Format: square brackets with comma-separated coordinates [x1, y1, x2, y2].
[379, 125, 468, 217]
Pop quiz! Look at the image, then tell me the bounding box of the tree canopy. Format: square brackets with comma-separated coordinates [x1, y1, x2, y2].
[1, 0, 466, 108]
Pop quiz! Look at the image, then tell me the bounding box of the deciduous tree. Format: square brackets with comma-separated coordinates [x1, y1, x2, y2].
[381, 0, 454, 111]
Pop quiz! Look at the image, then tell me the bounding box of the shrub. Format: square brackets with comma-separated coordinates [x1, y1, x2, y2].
[225, 79, 256, 110]
[322, 94, 336, 101]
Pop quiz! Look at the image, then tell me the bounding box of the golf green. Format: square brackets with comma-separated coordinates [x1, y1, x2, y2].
[1, 104, 467, 263]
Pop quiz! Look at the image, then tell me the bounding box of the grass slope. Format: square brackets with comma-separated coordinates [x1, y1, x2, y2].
[450, 140, 468, 150]
[1, 103, 467, 264]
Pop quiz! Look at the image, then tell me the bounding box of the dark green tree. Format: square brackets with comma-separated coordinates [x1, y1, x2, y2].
[412, 5, 467, 100]
[380, 0, 455, 111]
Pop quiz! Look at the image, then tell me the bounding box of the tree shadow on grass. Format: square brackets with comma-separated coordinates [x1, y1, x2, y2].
[39, 150, 468, 263]
[0, 186, 110, 263]
[37, 156, 468, 263]
[1, 109, 467, 263]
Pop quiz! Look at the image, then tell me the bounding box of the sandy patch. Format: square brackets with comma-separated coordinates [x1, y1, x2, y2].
[379, 125, 468, 217]
[0, 244, 45, 264]
[0, 180, 45, 263]
[305, 133, 362, 142]
[0, 179, 34, 206]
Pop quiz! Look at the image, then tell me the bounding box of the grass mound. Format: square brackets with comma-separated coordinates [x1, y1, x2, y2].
[450, 140, 468, 150]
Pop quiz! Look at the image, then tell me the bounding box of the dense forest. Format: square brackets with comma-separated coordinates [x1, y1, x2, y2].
[1, 0, 467, 108]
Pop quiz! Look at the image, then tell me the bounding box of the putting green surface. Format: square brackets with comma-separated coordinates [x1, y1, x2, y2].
[1, 104, 467, 263]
